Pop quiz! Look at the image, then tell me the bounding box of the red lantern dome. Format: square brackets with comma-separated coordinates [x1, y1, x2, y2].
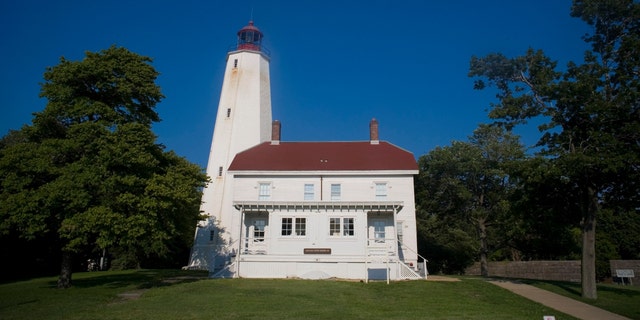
[237, 21, 263, 51]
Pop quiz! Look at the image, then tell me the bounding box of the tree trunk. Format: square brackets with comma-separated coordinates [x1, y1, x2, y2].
[581, 185, 598, 299]
[57, 250, 73, 289]
[478, 219, 489, 277]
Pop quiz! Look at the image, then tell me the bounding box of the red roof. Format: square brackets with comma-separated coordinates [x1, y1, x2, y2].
[228, 141, 418, 172]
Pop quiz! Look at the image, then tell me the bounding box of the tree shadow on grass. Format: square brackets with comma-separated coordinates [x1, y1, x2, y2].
[46, 269, 208, 289]
[520, 279, 582, 296]
[523, 279, 640, 298]
[597, 284, 640, 298]
[552, 282, 582, 296]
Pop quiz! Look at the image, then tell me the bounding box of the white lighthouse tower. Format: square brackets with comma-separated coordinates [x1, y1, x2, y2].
[189, 21, 272, 271]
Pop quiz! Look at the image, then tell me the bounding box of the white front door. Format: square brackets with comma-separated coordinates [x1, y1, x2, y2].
[372, 219, 387, 243]
[368, 216, 393, 246]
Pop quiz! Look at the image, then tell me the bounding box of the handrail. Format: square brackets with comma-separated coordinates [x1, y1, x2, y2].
[227, 44, 271, 57]
[202, 238, 241, 277]
[397, 238, 429, 279]
[230, 237, 241, 277]
[239, 236, 267, 255]
[366, 237, 428, 279]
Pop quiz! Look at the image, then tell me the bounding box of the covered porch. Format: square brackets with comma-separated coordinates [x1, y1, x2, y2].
[222, 201, 424, 280]
[233, 201, 404, 256]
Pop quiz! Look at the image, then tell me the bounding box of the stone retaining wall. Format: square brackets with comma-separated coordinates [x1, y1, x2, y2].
[465, 261, 581, 282]
[610, 260, 640, 286]
[465, 260, 640, 286]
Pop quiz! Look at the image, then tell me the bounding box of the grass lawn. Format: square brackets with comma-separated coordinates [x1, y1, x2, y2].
[523, 279, 640, 320]
[0, 270, 586, 319]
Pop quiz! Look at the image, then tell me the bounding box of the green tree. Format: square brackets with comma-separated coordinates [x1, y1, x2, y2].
[0, 46, 208, 288]
[507, 157, 582, 261]
[416, 125, 524, 276]
[415, 211, 478, 274]
[468, 0, 640, 299]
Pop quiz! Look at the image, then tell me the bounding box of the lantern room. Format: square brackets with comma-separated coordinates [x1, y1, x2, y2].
[237, 21, 263, 51]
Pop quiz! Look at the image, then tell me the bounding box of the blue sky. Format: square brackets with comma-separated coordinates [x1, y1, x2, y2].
[1, 0, 591, 168]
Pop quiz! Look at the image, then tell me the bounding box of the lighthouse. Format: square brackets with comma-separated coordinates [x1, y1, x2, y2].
[187, 20, 422, 281]
[189, 21, 272, 271]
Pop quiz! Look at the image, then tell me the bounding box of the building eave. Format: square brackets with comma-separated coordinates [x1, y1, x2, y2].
[229, 170, 419, 176]
[233, 201, 405, 213]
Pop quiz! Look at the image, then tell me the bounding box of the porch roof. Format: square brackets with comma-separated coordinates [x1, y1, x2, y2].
[233, 201, 404, 213]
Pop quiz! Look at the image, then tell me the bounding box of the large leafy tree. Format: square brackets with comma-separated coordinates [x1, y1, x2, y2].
[416, 125, 524, 276]
[468, 0, 639, 299]
[0, 46, 208, 288]
[507, 157, 582, 261]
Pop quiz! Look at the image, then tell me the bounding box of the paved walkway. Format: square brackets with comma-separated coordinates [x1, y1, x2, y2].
[488, 279, 631, 320]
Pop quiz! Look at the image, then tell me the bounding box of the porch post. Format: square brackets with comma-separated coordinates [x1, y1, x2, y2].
[365, 256, 369, 283]
[392, 206, 399, 257]
[391, 206, 400, 282]
[236, 207, 244, 277]
[365, 211, 369, 283]
[386, 258, 390, 285]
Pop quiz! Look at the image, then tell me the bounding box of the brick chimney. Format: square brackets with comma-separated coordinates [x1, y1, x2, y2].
[369, 118, 379, 144]
[271, 120, 281, 145]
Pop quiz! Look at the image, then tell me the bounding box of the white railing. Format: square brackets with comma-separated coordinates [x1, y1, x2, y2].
[210, 260, 236, 278]
[229, 235, 429, 281]
[397, 260, 422, 279]
[209, 238, 240, 278]
[240, 236, 267, 255]
[365, 237, 428, 281]
[396, 238, 429, 280]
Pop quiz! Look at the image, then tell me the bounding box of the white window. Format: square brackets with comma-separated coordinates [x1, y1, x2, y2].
[329, 218, 341, 236]
[375, 183, 387, 200]
[343, 218, 354, 236]
[259, 183, 271, 200]
[329, 217, 354, 237]
[396, 221, 404, 243]
[281, 217, 306, 237]
[304, 184, 314, 200]
[331, 184, 341, 200]
[295, 218, 306, 236]
[281, 218, 292, 236]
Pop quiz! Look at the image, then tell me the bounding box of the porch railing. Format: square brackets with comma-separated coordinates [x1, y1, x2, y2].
[396, 238, 429, 279]
[365, 237, 428, 281]
[241, 236, 267, 255]
[231, 235, 429, 281]
[236, 236, 428, 279]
